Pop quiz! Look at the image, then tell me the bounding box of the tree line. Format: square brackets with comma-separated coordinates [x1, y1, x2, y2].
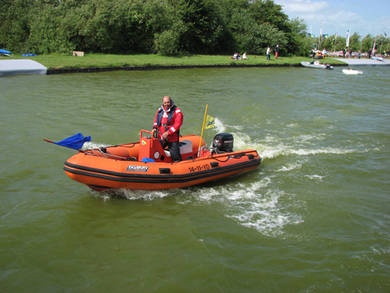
[315, 33, 389, 54]
[0, 0, 311, 56]
[0, 0, 388, 56]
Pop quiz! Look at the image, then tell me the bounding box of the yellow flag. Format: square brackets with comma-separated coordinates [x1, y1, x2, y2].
[205, 114, 215, 129]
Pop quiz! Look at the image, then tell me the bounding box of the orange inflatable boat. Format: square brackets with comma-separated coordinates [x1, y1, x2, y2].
[64, 130, 261, 191]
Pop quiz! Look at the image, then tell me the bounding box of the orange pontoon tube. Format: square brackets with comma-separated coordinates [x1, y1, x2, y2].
[64, 130, 261, 191]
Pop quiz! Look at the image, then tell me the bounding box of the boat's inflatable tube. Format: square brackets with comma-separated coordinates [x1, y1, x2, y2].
[64, 130, 261, 190]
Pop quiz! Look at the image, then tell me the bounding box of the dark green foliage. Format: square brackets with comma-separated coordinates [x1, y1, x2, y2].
[154, 25, 183, 56]
[0, 0, 32, 52]
[1, 0, 386, 56]
[285, 18, 311, 56]
[362, 34, 374, 52]
[348, 33, 361, 52]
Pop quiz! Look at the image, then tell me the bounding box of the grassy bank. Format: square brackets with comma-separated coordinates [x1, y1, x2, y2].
[3, 54, 346, 72]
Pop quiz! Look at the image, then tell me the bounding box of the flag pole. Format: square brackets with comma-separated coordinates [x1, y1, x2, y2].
[198, 104, 208, 156]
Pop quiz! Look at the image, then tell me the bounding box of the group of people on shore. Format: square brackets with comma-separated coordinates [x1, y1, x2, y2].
[311, 48, 328, 59]
[231, 44, 280, 61]
[231, 52, 247, 60]
[313, 47, 388, 59]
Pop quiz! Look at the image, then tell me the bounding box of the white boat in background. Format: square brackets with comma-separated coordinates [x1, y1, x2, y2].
[301, 61, 334, 70]
[371, 56, 384, 62]
[342, 68, 363, 75]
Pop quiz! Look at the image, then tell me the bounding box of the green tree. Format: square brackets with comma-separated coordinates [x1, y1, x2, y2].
[287, 18, 311, 56]
[176, 0, 229, 54]
[362, 34, 374, 52]
[216, 0, 291, 55]
[230, 11, 285, 54]
[0, 0, 33, 51]
[319, 35, 333, 50]
[335, 36, 346, 51]
[154, 21, 186, 55]
[1, 0, 347, 56]
[375, 34, 389, 55]
[27, 2, 79, 53]
[383, 35, 390, 54]
[249, 0, 289, 32]
[349, 32, 361, 52]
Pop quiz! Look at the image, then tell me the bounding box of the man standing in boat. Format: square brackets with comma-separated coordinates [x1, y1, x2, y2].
[152, 96, 183, 162]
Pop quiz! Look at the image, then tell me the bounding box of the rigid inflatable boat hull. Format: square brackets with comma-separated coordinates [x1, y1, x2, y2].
[63, 133, 261, 191]
[64, 150, 261, 190]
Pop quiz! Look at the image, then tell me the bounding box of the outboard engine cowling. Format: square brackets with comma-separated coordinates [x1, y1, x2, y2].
[212, 133, 234, 154]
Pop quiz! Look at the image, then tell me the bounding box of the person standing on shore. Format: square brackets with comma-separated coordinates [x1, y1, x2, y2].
[275, 44, 279, 59]
[266, 46, 271, 60]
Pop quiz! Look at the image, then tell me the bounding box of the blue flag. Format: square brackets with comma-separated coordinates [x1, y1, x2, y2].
[53, 133, 91, 150]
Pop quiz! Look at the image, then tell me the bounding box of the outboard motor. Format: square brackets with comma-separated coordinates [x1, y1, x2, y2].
[212, 133, 234, 154]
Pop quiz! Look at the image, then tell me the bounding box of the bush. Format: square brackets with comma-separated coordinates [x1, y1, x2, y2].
[154, 30, 181, 56]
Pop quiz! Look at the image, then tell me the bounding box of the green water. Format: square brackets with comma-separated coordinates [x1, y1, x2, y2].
[1, 67, 389, 292]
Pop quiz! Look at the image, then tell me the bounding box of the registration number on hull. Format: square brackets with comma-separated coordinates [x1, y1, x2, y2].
[188, 164, 210, 173]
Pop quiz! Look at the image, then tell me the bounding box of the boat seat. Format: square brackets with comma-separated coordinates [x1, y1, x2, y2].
[179, 140, 192, 154]
[164, 140, 193, 158]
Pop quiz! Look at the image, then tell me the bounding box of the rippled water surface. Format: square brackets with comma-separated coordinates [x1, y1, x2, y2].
[1, 66, 389, 292]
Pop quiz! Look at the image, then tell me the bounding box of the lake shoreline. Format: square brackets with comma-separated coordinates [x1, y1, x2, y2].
[2, 54, 348, 75]
[46, 62, 347, 74]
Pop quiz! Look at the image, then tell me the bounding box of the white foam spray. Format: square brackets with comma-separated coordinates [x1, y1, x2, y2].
[94, 189, 171, 201]
[185, 177, 304, 237]
[89, 118, 373, 237]
[81, 141, 109, 150]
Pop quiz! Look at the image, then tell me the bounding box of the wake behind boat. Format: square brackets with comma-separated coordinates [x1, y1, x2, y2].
[301, 61, 334, 70]
[62, 130, 261, 191]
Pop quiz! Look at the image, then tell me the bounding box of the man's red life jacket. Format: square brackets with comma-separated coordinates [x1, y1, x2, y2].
[153, 105, 183, 142]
